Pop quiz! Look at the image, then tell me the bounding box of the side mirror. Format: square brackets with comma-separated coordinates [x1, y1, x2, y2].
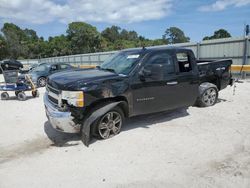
[139, 64, 164, 81]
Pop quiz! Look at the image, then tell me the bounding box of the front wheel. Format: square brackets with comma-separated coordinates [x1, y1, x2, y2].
[37, 77, 46, 87]
[93, 107, 124, 139]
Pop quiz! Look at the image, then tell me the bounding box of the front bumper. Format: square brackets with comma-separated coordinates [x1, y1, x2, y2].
[44, 93, 80, 133]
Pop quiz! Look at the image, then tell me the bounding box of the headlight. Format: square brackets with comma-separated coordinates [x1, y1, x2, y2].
[61, 91, 84, 107]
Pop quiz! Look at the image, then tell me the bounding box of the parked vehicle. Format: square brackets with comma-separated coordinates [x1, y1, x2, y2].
[19, 64, 39, 74]
[44, 47, 233, 146]
[0, 60, 23, 73]
[19, 62, 73, 87]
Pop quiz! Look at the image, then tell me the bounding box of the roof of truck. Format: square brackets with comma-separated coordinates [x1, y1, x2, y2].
[121, 46, 188, 53]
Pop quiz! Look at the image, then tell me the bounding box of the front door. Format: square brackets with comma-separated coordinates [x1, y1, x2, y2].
[131, 50, 179, 116]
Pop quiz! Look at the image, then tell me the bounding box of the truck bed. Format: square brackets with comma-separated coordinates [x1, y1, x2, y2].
[196, 59, 232, 90]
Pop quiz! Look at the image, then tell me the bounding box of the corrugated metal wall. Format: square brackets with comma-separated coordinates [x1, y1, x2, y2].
[21, 36, 250, 66]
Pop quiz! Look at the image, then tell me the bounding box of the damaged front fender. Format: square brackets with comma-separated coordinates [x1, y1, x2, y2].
[81, 101, 122, 147]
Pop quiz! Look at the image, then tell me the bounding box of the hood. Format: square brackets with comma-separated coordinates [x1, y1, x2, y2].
[47, 68, 120, 90]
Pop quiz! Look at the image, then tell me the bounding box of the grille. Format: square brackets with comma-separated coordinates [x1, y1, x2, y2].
[47, 84, 60, 106]
[48, 95, 58, 105]
[47, 84, 60, 95]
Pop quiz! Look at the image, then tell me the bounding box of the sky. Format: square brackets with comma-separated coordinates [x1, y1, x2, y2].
[0, 0, 249, 42]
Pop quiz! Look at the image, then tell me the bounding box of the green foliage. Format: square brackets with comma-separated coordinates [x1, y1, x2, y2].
[0, 22, 229, 61]
[0, 34, 8, 60]
[1, 23, 26, 59]
[203, 29, 231, 41]
[101, 26, 121, 43]
[163, 27, 190, 44]
[46, 35, 71, 57]
[67, 22, 101, 54]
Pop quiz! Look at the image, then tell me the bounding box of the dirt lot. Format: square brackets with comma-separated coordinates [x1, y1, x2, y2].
[0, 75, 250, 188]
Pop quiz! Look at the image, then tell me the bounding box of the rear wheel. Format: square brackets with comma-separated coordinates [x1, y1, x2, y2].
[17, 92, 27, 101]
[37, 77, 46, 87]
[197, 86, 218, 107]
[94, 107, 124, 139]
[1, 92, 9, 100]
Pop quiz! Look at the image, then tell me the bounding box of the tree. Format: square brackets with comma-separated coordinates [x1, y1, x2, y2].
[23, 29, 39, 41]
[47, 35, 71, 56]
[0, 34, 8, 60]
[101, 26, 121, 43]
[203, 29, 231, 40]
[0, 22, 193, 59]
[1, 23, 43, 59]
[1, 23, 25, 59]
[67, 22, 101, 54]
[163, 27, 190, 44]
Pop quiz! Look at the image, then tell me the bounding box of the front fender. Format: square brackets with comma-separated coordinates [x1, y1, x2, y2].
[81, 101, 122, 146]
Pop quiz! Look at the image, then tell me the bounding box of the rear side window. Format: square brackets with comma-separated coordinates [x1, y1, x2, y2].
[50, 65, 58, 71]
[176, 52, 192, 72]
[146, 52, 175, 75]
[60, 64, 69, 69]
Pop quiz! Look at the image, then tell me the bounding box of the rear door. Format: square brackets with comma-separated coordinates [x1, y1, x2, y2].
[59, 64, 72, 71]
[173, 50, 199, 107]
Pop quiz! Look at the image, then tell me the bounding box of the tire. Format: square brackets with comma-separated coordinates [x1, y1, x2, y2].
[37, 77, 46, 87]
[93, 106, 124, 139]
[196, 83, 218, 107]
[17, 92, 27, 101]
[32, 90, 39, 97]
[1, 92, 9, 100]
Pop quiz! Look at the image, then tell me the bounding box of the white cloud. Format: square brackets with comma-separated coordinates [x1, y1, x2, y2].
[199, 0, 250, 12]
[0, 0, 173, 24]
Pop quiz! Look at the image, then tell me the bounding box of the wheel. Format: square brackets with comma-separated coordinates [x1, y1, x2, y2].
[37, 77, 46, 87]
[17, 92, 27, 101]
[93, 107, 124, 139]
[32, 90, 39, 97]
[1, 92, 9, 100]
[15, 91, 20, 97]
[197, 86, 218, 107]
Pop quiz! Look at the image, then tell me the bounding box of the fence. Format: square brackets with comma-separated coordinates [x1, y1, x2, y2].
[20, 36, 250, 72]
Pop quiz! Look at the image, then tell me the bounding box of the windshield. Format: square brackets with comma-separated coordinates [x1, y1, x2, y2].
[31, 64, 49, 72]
[100, 51, 143, 75]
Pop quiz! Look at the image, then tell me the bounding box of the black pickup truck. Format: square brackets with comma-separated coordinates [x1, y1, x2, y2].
[44, 47, 233, 146]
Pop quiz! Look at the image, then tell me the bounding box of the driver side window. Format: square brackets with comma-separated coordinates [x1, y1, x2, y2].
[146, 52, 175, 75]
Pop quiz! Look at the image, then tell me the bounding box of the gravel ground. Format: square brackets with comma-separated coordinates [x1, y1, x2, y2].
[0, 74, 250, 188]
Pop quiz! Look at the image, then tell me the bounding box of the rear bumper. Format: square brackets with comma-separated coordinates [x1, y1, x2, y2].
[44, 93, 80, 133]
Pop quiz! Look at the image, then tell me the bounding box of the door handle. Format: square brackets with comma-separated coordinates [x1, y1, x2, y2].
[166, 81, 178, 85]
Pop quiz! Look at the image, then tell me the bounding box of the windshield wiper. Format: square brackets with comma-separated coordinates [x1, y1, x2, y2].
[97, 66, 116, 73]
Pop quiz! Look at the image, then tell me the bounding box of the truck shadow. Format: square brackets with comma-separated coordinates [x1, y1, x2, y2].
[122, 107, 189, 132]
[44, 121, 81, 147]
[217, 98, 228, 103]
[44, 107, 189, 147]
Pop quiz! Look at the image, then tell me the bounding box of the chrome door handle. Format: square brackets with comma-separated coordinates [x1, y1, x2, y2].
[167, 81, 178, 85]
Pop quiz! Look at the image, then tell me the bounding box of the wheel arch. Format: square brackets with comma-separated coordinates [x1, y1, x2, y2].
[196, 82, 219, 107]
[85, 96, 129, 118]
